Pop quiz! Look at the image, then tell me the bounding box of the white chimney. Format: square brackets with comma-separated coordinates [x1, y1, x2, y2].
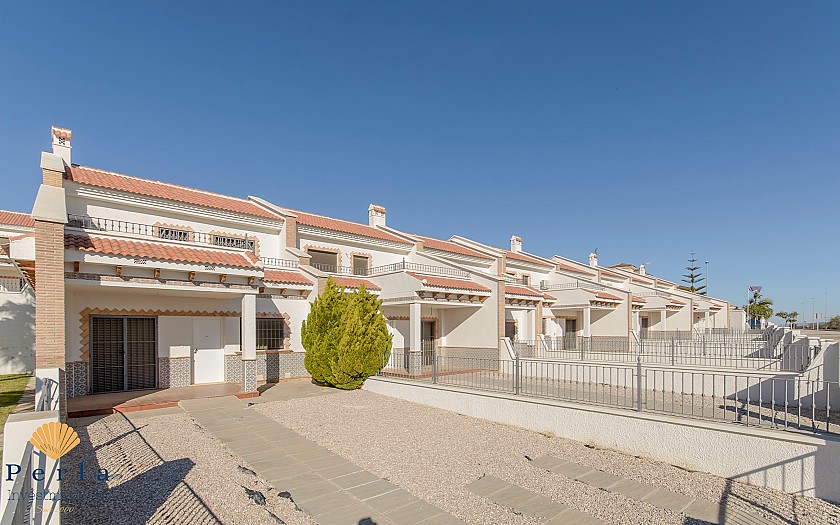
[51, 126, 72, 165]
[368, 204, 386, 227]
[510, 235, 522, 253]
[639, 264, 646, 276]
[589, 251, 598, 267]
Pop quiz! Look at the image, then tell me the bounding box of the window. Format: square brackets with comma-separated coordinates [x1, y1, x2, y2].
[307, 249, 338, 272]
[257, 318, 286, 350]
[213, 234, 255, 251]
[352, 255, 369, 276]
[522, 274, 531, 285]
[158, 227, 191, 242]
[505, 320, 517, 340]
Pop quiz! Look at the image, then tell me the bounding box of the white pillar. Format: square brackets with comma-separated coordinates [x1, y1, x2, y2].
[661, 310, 668, 331]
[409, 302, 421, 352]
[583, 307, 591, 337]
[632, 311, 640, 333]
[241, 294, 257, 392]
[705, 311, 711, 330]
[242, 294, 256, 360]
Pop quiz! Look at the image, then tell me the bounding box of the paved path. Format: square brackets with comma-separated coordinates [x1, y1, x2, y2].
[530, 455, 773, 525]
[180, 394, 464, 525]
[466, 475, 605, 524]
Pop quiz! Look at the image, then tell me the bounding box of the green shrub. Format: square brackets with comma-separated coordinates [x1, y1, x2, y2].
[302, 278, 392, 389]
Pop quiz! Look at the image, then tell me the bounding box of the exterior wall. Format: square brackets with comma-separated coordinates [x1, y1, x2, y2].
[0, 287, 35, 374]
[256, 295, 312, 352]
[65, 194, 285, 259]
[590, 306, 629, 337]
[296, 232, 409, 269]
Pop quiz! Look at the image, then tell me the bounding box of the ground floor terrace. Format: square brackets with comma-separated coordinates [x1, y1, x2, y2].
[63, 380, 839, 524]
[64, 281, 312, 398]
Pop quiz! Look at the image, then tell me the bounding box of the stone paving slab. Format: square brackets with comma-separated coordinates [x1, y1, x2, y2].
[530, 455, 773, 524]
[466, 475, 604, 524]
[180, 394, 463, 525]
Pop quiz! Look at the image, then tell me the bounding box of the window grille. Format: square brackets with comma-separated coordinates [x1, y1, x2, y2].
[213, 234, 255, 251]
[158, 227, 191, 241]
[257, 318, 286, 350]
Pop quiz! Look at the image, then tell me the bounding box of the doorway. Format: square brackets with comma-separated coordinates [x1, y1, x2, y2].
[192, 318, 225, 384]
[89, 316, 157, 394]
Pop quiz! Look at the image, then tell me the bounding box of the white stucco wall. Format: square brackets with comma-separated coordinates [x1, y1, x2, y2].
[365, 377, 840, 502]
[0, 287, 34, 374]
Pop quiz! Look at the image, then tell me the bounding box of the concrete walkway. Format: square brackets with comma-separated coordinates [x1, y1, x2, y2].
[530, 455, 773, 525]
[180, 394, 464, 525]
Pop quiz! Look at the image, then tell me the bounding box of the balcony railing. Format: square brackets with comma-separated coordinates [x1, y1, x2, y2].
[0, 276, 25, 293]
[260, 257, 299, 269]
[66, 214, 256, 253]
[312, 262, 370, 276]
[504, 275, 531, 285]
[369, 261, 470, 278]
[540, 280, 605, 292]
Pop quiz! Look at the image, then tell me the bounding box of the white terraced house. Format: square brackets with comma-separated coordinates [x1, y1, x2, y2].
[0, 126, 743, 400]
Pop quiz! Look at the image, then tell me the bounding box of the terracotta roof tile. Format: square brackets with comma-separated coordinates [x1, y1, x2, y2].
[262, 270, 312, 286]
[556, 262, 596, 275]
[329, 276, 381, 291]
[669, 298, 687, 306]
[631, 295, 647, 303]
[67, 166, 280, 220]
[505, 250, 552, 267]
[65, 234, 259, 269]
[0, 211, 35, 228]
[407, 272, 490, 292]
[504, 285, 546, 298]
[369, 204, 387, 213]
[293, 210, 412, 244]
[416, 236, 493, 259]
[52, 126, 72, 140]
[582, 289, 623, 301]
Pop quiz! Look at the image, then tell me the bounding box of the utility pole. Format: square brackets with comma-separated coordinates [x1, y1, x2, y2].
[705, 261, 709, 296]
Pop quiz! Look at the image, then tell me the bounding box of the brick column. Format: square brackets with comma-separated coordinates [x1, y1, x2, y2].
[32, 154, 68, 418]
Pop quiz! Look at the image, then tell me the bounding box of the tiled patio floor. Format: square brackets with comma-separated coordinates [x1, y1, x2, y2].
[67, 382, 251, 417]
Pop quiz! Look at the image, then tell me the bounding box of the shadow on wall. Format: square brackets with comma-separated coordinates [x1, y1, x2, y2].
[694, 448, 840, 525]
[0, 288, 34, 374]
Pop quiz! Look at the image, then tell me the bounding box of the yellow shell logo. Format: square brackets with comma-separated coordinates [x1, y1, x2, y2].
[29, 422, 80, 460]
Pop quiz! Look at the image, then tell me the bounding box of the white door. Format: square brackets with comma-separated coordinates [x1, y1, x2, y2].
[192, 318, 224, 384]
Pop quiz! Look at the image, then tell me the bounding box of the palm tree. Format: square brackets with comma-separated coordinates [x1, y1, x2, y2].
[777, 311, 798, 329]
[745, 293, 774, 328]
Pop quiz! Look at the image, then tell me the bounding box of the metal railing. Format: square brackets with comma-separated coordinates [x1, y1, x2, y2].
[377, 351, 839, 436]
[504, 275, 531, 285]
[311, 262, 370, 276]
[368, 260, 470, 278]
[260, 257, 299, 269]
[0, 277, 25, 293]
[515, 335, 815, 372]
[66, 214, 256, 252]
[0, 442, 34, 525]
[540, 280, 605, 291]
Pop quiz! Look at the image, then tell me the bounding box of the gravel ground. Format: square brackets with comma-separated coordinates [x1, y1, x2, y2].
[64, 410, 317, 525]
[254, 389, 840, 525]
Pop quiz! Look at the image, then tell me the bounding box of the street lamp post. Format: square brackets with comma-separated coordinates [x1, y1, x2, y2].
[705, 261, 709, 296]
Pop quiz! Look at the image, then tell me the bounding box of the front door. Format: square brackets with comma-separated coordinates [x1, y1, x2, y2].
[421, 320, 436, 365]
[564, 318, 577, 336]
[192, 318, 224, 384]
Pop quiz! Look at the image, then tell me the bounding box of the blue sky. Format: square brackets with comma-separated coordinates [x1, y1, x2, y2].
[1, 2, 837, 319]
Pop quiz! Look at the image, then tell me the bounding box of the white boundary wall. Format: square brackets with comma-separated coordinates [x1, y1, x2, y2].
[364, 377, 840, 503]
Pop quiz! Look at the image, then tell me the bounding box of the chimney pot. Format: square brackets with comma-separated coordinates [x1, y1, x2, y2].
[589, 252, 598, 267]
[639, 264, 646, 275]
[368, 204, 386, 227]
[51, 126, 72, 165]
[510, 235, 522, 253]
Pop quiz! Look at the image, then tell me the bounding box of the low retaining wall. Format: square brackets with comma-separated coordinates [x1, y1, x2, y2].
[364, 376, 840, 503]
